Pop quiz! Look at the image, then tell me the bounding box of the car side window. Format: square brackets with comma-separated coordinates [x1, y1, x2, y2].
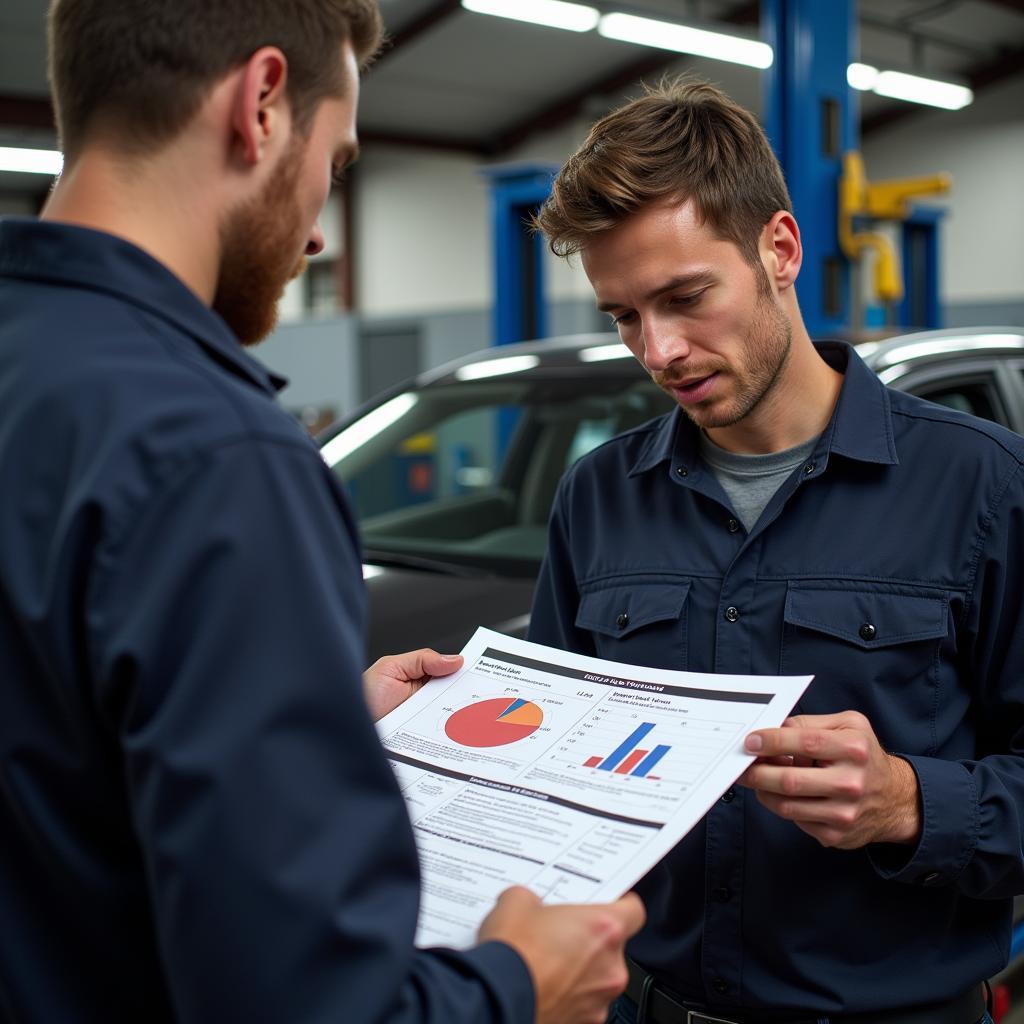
[913, 377, 1005, 427]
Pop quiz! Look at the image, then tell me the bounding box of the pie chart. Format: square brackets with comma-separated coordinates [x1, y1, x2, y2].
[445, 697, 544, 747]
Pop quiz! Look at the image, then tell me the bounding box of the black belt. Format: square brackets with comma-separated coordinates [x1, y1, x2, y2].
[625, 960, 987, 1024]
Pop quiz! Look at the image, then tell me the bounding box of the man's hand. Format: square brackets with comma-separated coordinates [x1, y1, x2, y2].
[737, 711, 921, 850]
[362, 649, 463, 722]
[479, 886, 645, 1024]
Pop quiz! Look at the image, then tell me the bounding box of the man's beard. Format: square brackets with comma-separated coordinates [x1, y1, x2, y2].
[655, 291, 793, 430]
[213, 146, 309, 347]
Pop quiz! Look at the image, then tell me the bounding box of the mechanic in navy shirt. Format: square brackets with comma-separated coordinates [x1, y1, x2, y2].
[529, 79, 1023, 1023]
[0, 2, 643, 1022]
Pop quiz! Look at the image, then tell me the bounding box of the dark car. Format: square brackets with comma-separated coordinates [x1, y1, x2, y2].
[320, 325, 1024, 660]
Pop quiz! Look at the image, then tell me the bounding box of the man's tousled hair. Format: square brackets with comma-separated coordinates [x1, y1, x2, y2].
[535, 76, 791, 268]
[49, 0, 384, 161]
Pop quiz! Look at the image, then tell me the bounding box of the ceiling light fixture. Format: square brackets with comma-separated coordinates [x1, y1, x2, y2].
[872, 69, 973, 110]
[0, 147, 63, 176]
[847, 62, 879, 91]
[461, 0, 600, 33]
[847, 63, 973, 110]
[598, 12, 773, 69]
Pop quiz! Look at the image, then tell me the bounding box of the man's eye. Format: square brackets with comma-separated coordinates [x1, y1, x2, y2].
[331, 168, 346, 187]
[611, 311, 636, 326]
[672, 290, 705, 307]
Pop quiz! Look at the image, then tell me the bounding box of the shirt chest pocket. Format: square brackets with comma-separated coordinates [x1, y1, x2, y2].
[781, 584, 950, 753]
[575, 581, 691, 671]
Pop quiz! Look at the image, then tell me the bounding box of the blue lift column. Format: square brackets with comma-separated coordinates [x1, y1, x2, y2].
[483, 164, 558, 458]
[482, 164, 559, 347]
[762, 0, 856, 337]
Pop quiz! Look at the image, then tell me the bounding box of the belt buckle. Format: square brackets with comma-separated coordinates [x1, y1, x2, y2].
[686, 1014, 742, 1024]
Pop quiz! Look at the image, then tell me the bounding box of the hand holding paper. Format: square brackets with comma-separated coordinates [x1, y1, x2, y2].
[739, 710, 923, 849]
[375, 627, 811, 948]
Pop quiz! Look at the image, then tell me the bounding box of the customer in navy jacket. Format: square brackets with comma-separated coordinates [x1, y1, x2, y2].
[0, 2, 643, 1022]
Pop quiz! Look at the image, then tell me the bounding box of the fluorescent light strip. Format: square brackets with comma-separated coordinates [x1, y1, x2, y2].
[578, 343, 632, 362]
[461, 0, 599, 32]
[873, 70, 973, 111]
[0, 147, 63, 176]
[455, 354, 540, 381]
[847, 62, 879, 91]
[599, 12, 773, 69]
[320, 393, 419, 466]
[847, 63, 972, 110]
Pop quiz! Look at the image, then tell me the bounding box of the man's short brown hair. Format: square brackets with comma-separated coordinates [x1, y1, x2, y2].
[535, 77, 791, 268]
[49, 0, 384, 162]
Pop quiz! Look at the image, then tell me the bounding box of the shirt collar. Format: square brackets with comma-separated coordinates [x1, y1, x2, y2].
[628, 340, 899, 477]
[0, 217, 288, 394]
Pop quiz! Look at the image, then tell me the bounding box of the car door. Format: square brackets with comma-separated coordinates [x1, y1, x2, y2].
[890, 356, 1024, 434]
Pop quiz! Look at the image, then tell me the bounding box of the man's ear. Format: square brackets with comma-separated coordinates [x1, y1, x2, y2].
[760, 210, 802, 292]
[230, 46, 290, 166]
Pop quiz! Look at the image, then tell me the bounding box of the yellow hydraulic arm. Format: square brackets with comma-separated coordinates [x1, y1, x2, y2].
[839, 152, 951, 304]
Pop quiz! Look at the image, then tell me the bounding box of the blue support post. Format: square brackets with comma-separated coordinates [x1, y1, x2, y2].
[762, 0, 857, 338]
[482, 165, 558, 458]
[482, 164, 559, 348]
[898, 206, 944, 329]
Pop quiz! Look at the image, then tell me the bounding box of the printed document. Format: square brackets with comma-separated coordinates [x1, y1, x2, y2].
[375, 627, 811, 948]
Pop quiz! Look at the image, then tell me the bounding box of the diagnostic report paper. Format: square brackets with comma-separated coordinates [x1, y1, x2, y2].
[375, 628, 812, 949]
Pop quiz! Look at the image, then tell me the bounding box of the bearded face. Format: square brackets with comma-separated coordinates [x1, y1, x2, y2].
[653, 286, 793, 430]
[213, 143, 309, 347]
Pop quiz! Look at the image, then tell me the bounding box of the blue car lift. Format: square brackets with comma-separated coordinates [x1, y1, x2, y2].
[762, 0, 856, 337]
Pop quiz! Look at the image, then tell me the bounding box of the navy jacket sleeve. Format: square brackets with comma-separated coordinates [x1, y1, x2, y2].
[85, 437, 534, 1024]
[871, 461, 1024, 898]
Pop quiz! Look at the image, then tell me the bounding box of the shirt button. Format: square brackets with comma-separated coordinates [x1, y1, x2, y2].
[721, 788, 736, 803]
[676, 466, 688, 477]
[724, 606, 740, 623]
[616, 613, 629, 630]
[712, 978, 729, 995]
[727, 518, 740, 533]
[859, 623, 877, 641]
[712, 887, 731, 903]
[803, 462, 815, 475]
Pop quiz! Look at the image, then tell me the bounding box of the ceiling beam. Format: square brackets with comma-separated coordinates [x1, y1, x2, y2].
[358, 127, 487, 156]
[980, 0, 1024, 14]
[486, 52, 685, 156]
[861, 42, 1024, 137]
[484, 0, 760, 156]
[371, 0, 463, 69]
[0, 95, 55, 131]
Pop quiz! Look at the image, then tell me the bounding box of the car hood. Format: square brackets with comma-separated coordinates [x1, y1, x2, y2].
[363, 564, 536, 663]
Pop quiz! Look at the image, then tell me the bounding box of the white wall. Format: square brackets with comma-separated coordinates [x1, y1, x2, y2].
[863, 73, 1024, 308]
[352, 120, 602, 319]
[354, 145, 491, 316]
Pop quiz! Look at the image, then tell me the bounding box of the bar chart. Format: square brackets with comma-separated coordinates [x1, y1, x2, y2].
[582, 722, 670, 779]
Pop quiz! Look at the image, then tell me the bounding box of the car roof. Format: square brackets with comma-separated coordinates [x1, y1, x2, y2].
[854, 326, 1024, 372]
[417, 326, 1024, 387]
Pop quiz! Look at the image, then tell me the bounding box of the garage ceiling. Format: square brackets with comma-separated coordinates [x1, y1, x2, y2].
[1, 0, 1022, 163]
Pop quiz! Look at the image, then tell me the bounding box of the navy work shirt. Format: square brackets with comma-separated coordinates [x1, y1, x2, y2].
[530, 342, 1024, 1015]
[0, 219, 533, 1023]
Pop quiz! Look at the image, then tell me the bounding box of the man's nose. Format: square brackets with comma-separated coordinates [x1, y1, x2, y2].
[305, 222, 325, 257]
[641, 316, 689, 372]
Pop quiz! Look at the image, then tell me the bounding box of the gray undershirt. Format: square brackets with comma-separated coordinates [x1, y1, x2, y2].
[698, 432, 819, 532]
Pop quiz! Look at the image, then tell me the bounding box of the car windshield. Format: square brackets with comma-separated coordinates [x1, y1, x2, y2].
[322, 375, 675, 575]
